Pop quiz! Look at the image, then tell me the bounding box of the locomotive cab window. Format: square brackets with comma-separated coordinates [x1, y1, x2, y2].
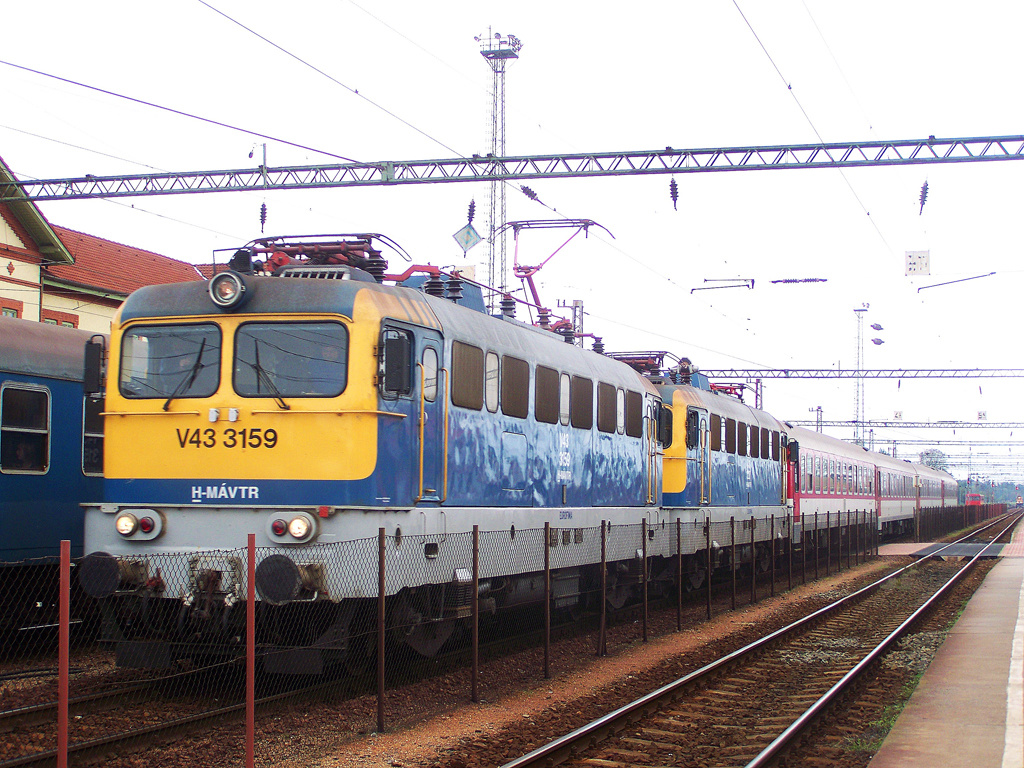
[1, 385, 49, 473]
[235, 321, 348, 398]
[121, 323, 221, 400]
[422, 348, 438, 402]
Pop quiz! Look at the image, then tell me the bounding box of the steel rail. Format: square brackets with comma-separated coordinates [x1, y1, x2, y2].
[745, 511, 1022, 768]
[499, 513, 1018, 768]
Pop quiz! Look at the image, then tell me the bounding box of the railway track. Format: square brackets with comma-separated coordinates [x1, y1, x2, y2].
[501, 514, 1020, 768]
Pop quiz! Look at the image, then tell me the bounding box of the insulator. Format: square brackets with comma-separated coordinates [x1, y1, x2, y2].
[592, 336, 604, 355]
[423, 274, 446, 297]
[537, 308, 551, 329]
[364, 253, 387, 283]
[669, 177, 679, 211]
[446, 275, 464, 302]
[500, 294, 516, 318]
[559, 326, 575, 344]
[259, 202, 268, 233]
[521, 185, 538, 201]
[468, 199, 476, 224]
[919, 180, 929, 215]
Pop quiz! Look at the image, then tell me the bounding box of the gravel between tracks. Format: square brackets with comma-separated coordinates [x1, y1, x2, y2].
[61, 555, 987, 768]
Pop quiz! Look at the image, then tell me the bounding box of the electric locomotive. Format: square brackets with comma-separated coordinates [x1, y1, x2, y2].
[79, 235, 664, 672]
[0, 316, 105, 632]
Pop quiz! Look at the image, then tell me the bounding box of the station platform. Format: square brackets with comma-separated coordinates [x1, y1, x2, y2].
[870, 533, 1024, 767]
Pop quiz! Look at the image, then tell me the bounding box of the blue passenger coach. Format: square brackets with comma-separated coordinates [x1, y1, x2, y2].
[0, 315, 104, 628]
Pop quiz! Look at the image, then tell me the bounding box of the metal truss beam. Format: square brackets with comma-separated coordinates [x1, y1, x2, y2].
[788, 420, 1024, 429]
[3, 134, 1023, 201]
[702, 368, 1024, 380]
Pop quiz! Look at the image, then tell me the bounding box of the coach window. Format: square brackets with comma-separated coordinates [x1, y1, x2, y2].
[1, 385, 48, 473]
[422, 348, 438, 402]
[804, 456, 812, 492]
[624, 390, 643, 438]
[83, 394, 104, 476]
[570, 376, 593, 430]
[485, 352, 499, 412]
[559, 374, 571, 426]
[501, 355, 529, 418]
[535, 365, 558, 423]
[451, 341, 484, 409]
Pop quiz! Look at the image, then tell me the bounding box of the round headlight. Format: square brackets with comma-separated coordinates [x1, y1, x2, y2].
[288, 517, 311, 539]
[208, 272, 246, 308]
[115, 513, 138, 536]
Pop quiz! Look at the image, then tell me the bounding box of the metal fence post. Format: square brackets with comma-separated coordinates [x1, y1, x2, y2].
[770, 514, 776, 598]
[246, 534, 255, 768]
[599, 521, 607, 657]
[58, 540, 70, 768]
[730, 517, 736, 611]
[826, 512, 832, 577]
[544, 522, 551, 677]
[705, 516, 712, 620]
[377, 528, 386, 733]
[676, 519, 682, 632]
[750, 518, 756, 604]
[787, 514, 792, 592]
[473, 525, 481, 696]
[641, 518, 648, 643]
[814, 511, 819, 581]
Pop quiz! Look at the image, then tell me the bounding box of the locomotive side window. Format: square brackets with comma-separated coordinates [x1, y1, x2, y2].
[485, 352, 499, 413]
[725, 418, 736, 453]
[597, 382, 616, 433]
[1, 385, 49, 473]
[570, 376, 593, 430]
[559, 374, 570, 426]
[624, 390, 643, 437]
[535, 365, 558, 424]
[83, 395, 104, 476]
[616, 389, 625, 434]
[121, 323, 221, 399]
[771, 431, 780, 460]
[749, 425, 759, 458]
[736, 422, 747, 456]
[761, 428, 770, 459]
[422, 348, 438, 402]
[451, 341, 484, 409]
[236, 322, 348, 398]
[501, 355, 529, 418]
[710, 414, 722, 451]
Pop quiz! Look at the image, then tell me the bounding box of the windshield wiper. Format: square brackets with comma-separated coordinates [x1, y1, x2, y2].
[251, 341, 290, 410]
[163, 338, 207, 411]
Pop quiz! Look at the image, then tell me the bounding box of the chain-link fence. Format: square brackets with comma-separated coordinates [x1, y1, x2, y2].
[3, 503, 1007, 767]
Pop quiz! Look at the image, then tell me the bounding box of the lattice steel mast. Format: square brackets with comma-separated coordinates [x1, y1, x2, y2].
[477, 30, 521, 311]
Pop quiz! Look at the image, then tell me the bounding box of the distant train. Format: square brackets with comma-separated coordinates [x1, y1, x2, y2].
[77, 234, 957, 672]
[0, 316, 104, 632]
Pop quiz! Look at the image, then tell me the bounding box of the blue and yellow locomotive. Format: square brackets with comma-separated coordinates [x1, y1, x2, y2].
[80, 235, 665, 669]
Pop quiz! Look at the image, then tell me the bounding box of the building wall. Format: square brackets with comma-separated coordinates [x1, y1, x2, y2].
[41, 290, 119, 333]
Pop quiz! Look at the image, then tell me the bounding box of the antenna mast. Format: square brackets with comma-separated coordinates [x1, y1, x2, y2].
[478, 29, 522, 312]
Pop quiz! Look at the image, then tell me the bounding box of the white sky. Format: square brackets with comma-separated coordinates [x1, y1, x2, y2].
[3, 0, 1023, 481]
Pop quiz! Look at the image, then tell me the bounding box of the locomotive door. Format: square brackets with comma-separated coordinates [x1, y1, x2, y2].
[686, 407, 711, 505]
[417, 333, 445, 503]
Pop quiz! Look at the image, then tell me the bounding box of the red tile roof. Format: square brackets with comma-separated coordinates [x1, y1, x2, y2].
[47, 226, 203, 295]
